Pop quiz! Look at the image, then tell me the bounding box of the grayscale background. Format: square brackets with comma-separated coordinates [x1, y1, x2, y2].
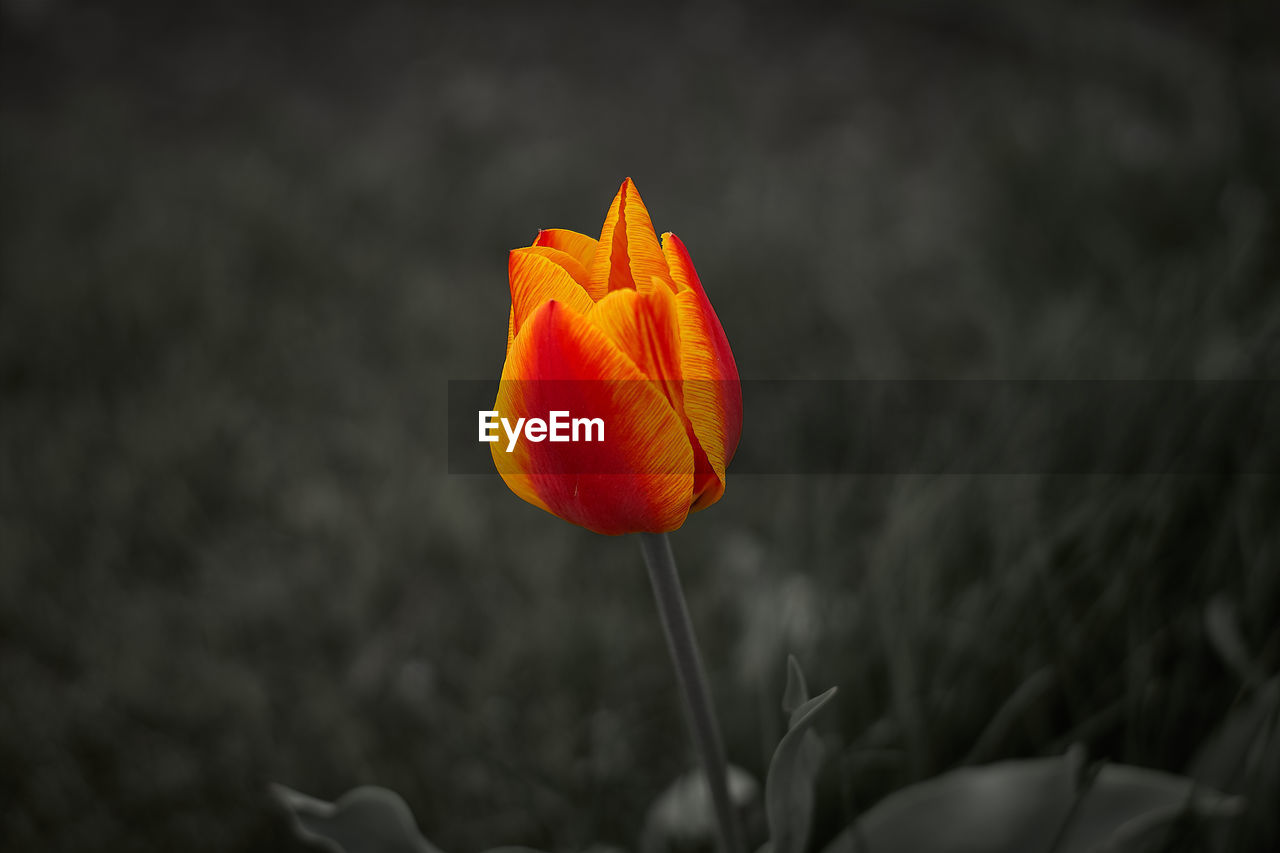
[3, 1, 1278, 851]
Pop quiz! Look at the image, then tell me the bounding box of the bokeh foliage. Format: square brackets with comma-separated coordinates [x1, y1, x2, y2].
[2, 1, 1277, 851]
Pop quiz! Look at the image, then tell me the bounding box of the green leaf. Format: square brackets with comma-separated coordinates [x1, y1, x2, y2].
[765, 667, 839, 853]
[272, 784, 445, 853]
[820, 749, 1243, 853]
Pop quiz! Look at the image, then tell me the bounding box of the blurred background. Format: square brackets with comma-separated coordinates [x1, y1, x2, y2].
[2, 0, 1278, 851]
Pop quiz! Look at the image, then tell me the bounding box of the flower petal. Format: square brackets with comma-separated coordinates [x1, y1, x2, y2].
[520, 245, 592, 292]
[587, 284, 683, 384]
[509, 248, 595, 344]
[663, 233, 742, 510]
[588, 178, 675, 297]
[589, 281, 723, 512]
[535, 229, 599, 280]
[494, 300, 695, 535]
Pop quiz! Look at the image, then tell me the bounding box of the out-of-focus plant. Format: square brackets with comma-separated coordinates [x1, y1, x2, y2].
[275, 657, 1242, 853]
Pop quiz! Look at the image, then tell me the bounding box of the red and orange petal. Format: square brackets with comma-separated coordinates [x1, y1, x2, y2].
[589, 179, 675, 298]
[508, 248, 594, 344]
[493, 300, 695, 535]
[662, 232, 739, 391]
[662, 233, 741, 507]
[675, 288, 736, 508]
[585, 280, 728, 513]
[593, 284, 694, 463]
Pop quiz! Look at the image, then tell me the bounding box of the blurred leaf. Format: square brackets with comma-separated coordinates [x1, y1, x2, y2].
[821, 750, 1242, 853]
[1099, 808, 1224, 853]
[641, 765, 761, 853]
[1204, 595, 1266, 688]
[963, 666, 1056, 765]
[272, 784, 444, 853]
[1188, 675, 1280, 795]
[783, 655, 811, 722]
[1076, 763, 1241, 852]
[765, 672, 839, 853]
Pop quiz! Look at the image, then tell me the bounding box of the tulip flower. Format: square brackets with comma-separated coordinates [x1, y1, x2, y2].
[492, 178, 741, 536]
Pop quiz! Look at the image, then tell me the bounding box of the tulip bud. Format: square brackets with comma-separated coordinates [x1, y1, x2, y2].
[492, 179, 741, 535]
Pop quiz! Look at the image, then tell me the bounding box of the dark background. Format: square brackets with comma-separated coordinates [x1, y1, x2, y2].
[3, 1, 1278, 851]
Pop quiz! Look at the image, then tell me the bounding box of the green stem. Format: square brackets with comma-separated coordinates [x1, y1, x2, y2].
[639, 532, 743, 853]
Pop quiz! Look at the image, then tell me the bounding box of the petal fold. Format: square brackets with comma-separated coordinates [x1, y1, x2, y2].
[509, 248, 594, 344]
[535, 228, 599, 267]
[522, 245, 592, 291]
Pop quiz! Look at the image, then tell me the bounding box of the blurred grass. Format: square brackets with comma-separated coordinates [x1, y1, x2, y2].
[2, 1, 1278, 851]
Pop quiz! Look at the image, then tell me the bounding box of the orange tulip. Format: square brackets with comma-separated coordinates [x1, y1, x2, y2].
[492, 179, 741, 535]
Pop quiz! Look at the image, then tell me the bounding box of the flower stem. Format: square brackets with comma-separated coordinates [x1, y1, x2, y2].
[639, 532, 743, 853]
